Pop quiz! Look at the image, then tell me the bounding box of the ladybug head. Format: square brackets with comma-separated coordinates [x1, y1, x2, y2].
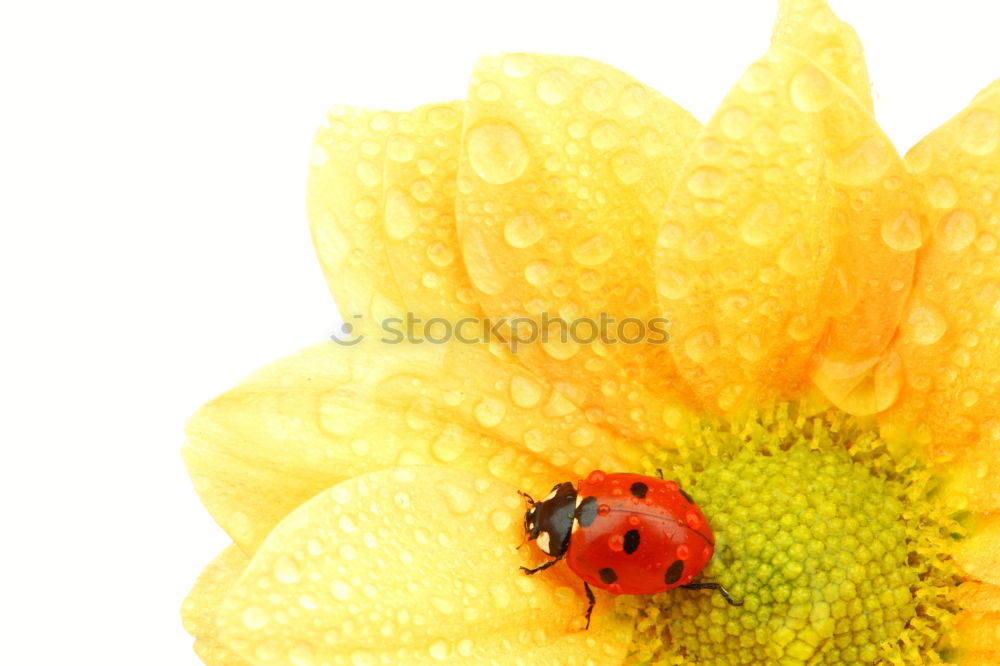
[521, 481, 577, 557]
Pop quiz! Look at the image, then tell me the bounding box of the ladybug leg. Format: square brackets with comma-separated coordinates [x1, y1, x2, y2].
[582, 581, 595, 630]
[519, 557, 560, 575]
[655, 468, 664, 479]
[680, 582, 743, 606]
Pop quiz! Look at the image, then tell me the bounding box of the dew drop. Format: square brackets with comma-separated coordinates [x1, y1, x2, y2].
[790, 65, 833, 112]
[491, 509, 513, 532]
[289, 642, 316, 666]
[720, 106, 752, 139]
[611, 149, 643, 185]
[524, 259, 555, 286]
[431, 426, 468, 463]
[474, 396, 507, 427]
[620, 83, 651, 116]
[426, 241, 455, 267]
[937, 210, 977, 251]
[880, 210, 923, 252]
[961, 389, 980, 407]
[739, 62, 773, 94]
[466, 122, 530, 185]
[571, 234, 614, 266]
[740, 200, 780, 246]
[386, 134, 416, 162]
[589, 120, 624, 151]
[737, 332, 765, 362]
[656, 269, 691, 300]
[686, 167, 728, 198]
[384, 189, 417, 240]
[829, 136, 893, 186]
[510, 376, 543, 408]
[684, 328, 720, 363]
[242, 605, 269, 630]
[536, 68, 570, 105]
[503, 211, 544, 248]
[906, 301, 947, 346]
[927, 176, 958, 209]
[778, 233, 811, 277]
[274, 555, 301, 584]
[958, 108, 1000, 155]
[476, 81, 502, 102]
[355, 160, 380, 187]
[582, 78, 614, 112]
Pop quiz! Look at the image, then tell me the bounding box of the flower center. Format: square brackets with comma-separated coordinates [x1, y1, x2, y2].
[623, 405, 959, 665]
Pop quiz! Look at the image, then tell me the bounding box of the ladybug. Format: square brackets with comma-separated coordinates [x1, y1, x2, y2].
[520, 469, 740, 628]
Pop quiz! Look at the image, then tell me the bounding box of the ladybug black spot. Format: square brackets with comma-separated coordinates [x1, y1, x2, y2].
[630, 482, 649, 499]
[664, 559, 685, 585]
[576, 496, 598, 527]
[599, 567, 618, 584]
[679, 488, 695, 504]
[623, 529, 640, 554]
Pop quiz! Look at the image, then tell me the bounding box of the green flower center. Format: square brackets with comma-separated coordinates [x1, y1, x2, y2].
[622, 405, 960, 665]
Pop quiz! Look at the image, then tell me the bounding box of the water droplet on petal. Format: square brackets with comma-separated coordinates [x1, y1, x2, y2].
[937, 210, 977, 251]
[589, 120, 624, 151]
[274, 555, 301, 584]
[739, 62, 773, 94]
[476, 81, 502, 102]
[503, 211, 544, 248]
[426, 241, 454, 267]
[740, 200, 780, 247]
[582, 78, 614, 112]
[386, 134, 416, 162]
[242, 605, 269, 630]
[620, 83, 651, 116]
[466, 122, 530, 185]
[686, 167, 728, 198]
[510, 376, 543, 408]
[958, 108, 1000, 155]
[474, 396, 507, 427]
[737, 332, 765, 361]
[684, 328, 720, 363]
[611, 149, 643, 185]
[428, 105, 460, 130]
[525, 259, 555, 286]
[720, 106, 752, 139]
[790, 65, 833, 112]
[927, 176, 958, 209]
[881, 210, 923, 251]
[537, 68, 570, 105]
[906, 301, 948, 346]
[384, 189, 417, 240]
[572, 234, 614, 266]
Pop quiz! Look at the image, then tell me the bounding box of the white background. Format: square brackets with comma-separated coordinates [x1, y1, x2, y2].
[2, 1, 997, 664]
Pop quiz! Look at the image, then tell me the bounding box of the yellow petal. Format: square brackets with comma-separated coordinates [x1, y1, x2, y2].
[184, 340, 625, 552]
[455, 52, 702, 441]
[380, 101, 484, 321]
[217, 467, 633, 665]
[770, 0, 872, 110]
[884, 79, 1000, 494]
[954, 582, 1000, 664]
[657, 42, 914, 412]
[181, 545, 252, 666]
[308, 106, 405, 330]
[954, 512, 1000, 587]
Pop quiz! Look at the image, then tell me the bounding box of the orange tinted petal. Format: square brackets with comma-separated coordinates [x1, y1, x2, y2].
[455, 53, 701, 442]
[955, 512, 1000, 586]
[954, 582, 1000, 664]
[657, 42, 914, 412]
[884, 79, 1000, 500]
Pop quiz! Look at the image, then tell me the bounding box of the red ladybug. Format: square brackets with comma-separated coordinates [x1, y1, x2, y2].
[520, 469, 740, 628]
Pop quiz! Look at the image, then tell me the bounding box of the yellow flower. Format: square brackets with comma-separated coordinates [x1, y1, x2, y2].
[181, 1, 1000, 664]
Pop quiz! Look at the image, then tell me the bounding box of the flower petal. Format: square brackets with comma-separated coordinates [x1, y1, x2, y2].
[954, 582, 1000, 664]
[884, 79, 1000, 502]
[955, 512, 1000, 587]
[657, 41, 915, 412]
[308, 102, 480, 330]
[216, 467, 633, 665]
[455, 52, 702, 441]
[181, 545, 252, 666]
[770, 0, 872, 110]
[380, 102, 483, 321]
[184, 340, 625, 552]
[308, 106, 406, 329]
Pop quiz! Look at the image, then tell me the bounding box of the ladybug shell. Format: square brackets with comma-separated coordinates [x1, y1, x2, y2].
[566, 471, 714, 596]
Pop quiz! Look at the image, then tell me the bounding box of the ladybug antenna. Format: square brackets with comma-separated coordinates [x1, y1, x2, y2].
[516, 490, 535, 550]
